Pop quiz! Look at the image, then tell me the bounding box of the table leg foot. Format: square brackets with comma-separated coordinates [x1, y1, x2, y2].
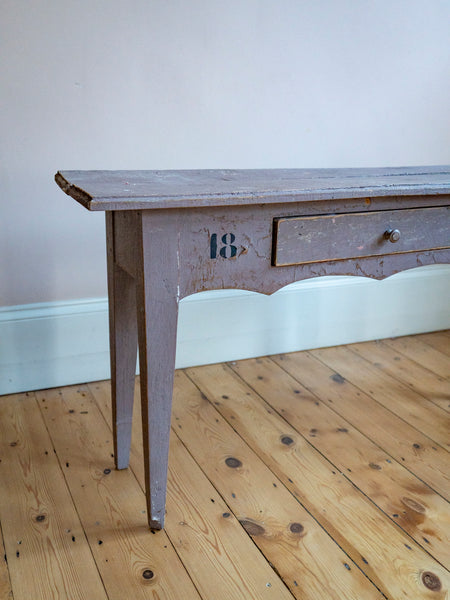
[149, 517, 164, 531]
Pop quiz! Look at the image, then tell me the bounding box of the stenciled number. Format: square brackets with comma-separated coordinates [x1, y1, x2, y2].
[210, 233, 237, 259]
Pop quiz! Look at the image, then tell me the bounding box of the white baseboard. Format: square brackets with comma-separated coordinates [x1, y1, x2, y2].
[1, 265, 449, 395]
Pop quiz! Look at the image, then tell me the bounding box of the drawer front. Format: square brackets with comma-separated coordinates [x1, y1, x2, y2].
[273, 206, 450, 267]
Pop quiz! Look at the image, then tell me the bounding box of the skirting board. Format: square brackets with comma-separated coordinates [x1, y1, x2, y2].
[1, 265, 449, 395]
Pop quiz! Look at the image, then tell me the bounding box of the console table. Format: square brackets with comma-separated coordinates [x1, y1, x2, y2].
[55, 166, 450, 529]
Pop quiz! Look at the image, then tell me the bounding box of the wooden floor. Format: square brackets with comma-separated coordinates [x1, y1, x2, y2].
[0, 332, 449, 600]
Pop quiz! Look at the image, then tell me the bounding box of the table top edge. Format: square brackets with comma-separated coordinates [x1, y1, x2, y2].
[55, 167, 450, 211]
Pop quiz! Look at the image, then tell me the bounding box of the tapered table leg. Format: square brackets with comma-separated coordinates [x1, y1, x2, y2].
[136, 212, 180, 529]
[106, 213, 138, 470]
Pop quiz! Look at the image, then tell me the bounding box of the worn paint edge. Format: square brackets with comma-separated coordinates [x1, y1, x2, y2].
[0, 265, 449, 395]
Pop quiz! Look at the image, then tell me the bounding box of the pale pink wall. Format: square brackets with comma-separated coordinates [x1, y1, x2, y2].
[1, 0, 449, 306]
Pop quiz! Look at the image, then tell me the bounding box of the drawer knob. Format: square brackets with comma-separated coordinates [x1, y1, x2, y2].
[384, 228, 401, 243]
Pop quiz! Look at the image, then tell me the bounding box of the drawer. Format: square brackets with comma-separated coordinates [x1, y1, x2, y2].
[272, 206, 450, 267]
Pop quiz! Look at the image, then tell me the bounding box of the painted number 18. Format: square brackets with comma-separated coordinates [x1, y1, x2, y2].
[210, 233, 237, 259]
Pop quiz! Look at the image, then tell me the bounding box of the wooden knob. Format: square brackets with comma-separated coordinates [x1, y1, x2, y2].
[384, 228, 401, 243]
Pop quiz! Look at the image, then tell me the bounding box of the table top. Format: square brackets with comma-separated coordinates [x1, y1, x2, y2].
[55, 166, 450, 211]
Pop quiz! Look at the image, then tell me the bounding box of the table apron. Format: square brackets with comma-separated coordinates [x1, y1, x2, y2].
[111, 201, 450, 298]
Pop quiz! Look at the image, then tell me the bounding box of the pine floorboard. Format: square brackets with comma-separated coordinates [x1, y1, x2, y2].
[0, 331, 449, 599]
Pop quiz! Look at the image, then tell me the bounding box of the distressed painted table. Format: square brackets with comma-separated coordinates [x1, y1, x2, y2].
[55, 166, 450, 529]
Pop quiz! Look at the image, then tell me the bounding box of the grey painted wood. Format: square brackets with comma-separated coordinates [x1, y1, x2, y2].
[135, 211, 180, 530]
[56, 167, 450, 530]
[55, 166, 450, 211]
[114, 204, 447, 298]
[273, 206, 450, 267]
[106, 213, 138, 470]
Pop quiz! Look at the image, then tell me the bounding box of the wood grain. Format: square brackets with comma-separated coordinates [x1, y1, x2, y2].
[0, 519, 12, 600]
[186, 362, 450, 600]
[165, 436, 295, 600]
[91, 380, 295, 600]
[0, 392, 107, 600]
[349, 340, 450, 412]
[229, 356, 450, 568]
[173, 370, 382, 599]
[2, 333, 449, 600]
[382, 336, 450, 381]
[310, 346, 450, 450]
[415, 331, 450, 356]
[271, 350, 450, 499]
[34, 385, 200, 600]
